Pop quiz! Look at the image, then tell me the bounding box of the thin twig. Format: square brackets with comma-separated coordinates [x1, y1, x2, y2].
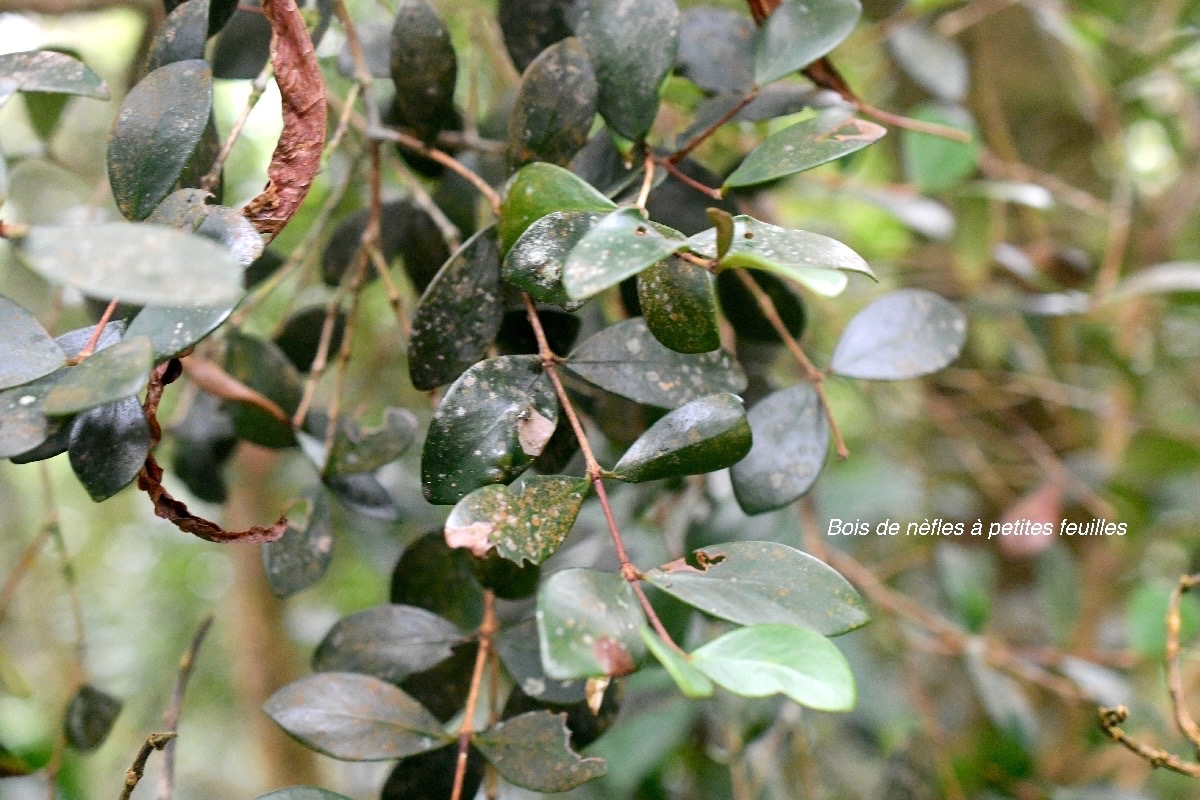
[635, 150, 656, 211]
[69, 298, 119, 364]
[733, 270, 848, 458]
[156, 614, 216, 800]
[202, 61, 274, 195]
[369, 124, 502, 216]
[119, 733, 177, 800]
[1167, 574, 1200, 759]
[450, 590, 497, 800]
[366, 241, 412, 337]
[857, 101, 973, 143]
[658, 157, 724, 200]
[669, 87, 760, 163]
[1099, 706, 1200, 776]
[0, 526, 53, 626]
[522, 295, 683, 652]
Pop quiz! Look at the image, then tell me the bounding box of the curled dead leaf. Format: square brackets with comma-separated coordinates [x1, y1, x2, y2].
[181, 355, 290, 425]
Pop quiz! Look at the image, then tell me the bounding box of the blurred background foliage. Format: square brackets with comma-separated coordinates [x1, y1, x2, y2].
[2, 0, 1200, 798]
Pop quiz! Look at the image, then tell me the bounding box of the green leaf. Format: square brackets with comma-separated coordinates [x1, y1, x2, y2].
[677, 7, 755, 95]
[753, 0, 861, 86]
[689, 215, 874, 297]
[609, 393, 750, 483]
[255, 789, 353, 800]
[262, 491, 334, 598]
[0, 381, 53, 459]
[124, 304, 233, 362]
[474, 711, 607, 793]
[67, 398, 152, 501]
[146, 0, 210, 72]
[224, 333, 302, 448]
[577, 0, 679, 140]
[0, 294, 65, 390]
[495, 618, 586, 704]
[263, 672, 452, 761]
[389, 0, 458, 140]
[729, 383, 829, 514]
[936, 542, 995, 633]
[0, 50, 109, 98]
[536, 568, 645, 679]
[44, 337, 152, 415]
[716, 269, 806, 344]
[16, 223, 245, 308]
[380, 745, 484, 800]
[567, 318, 746, 409]
[497, 0, 574, 72]
[902, 102, 979, 192]
[63, 684, 122, 751]
[829, 289, 966, 379]
[887, 21, 969, 102]
[444, 475, 589, 564]
[107, 60, 213, 220]
[508, 37, 597, 169]
[421, 356, 558, 504]
[502, 210, 602, 311]
[23, 91, 70, 141]
[637, 255, 721, 353]
[639, 626, 713, 698]
[391, 532, 485, 631]
[724, 115, 886, 189]
[328, 407, 418, 475]
[645, 541, 868, 635]
[408, 227, 503, 391]
[563, 207, 686, 300]
[313, 605, 466, 684]
[692, 623, 855, 710]
[498, 162, 615, 254]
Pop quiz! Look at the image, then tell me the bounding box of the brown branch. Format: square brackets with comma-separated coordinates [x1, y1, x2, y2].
[1168, 574, 1200, 758]
[119, 733, 177, 800]
[156, 614, 215, 800]
[669, 87, 760, 164]
[733, 270, 849, 458]
[0, 526, 53, 626]
[370, 124, 502, 216]
[451, 590, 497, 800]
[522, 295, 683, 652]
[202, 62, 274, 195]
[1099, 706, 1200, 777]
[657, 157, 724, 200]
[635, 150, 656, 211]
[69, 298, 118, 364]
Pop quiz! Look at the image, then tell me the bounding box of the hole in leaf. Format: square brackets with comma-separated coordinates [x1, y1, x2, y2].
[635, 226, 648, 236]
[684, 549, 726, 571]
[742, 231, 755, 240]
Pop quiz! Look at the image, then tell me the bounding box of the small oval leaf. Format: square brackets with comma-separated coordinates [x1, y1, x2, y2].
[0, 50, 109, 98]
[499, 162, 615, 254]
[0, 294, 65, 391]
[564, 208, 687, 301]
[474, 711, 607, 793]
[508, 37, 598, 170]
[313, 605, 466, 683]
[64, 684, 122, 751]
[829, 289, 966, 380]
[724, 115, 886, 190]
[637, 255, 721, 353]
[107, 59, 213, 220]
[389, 0, 458, 140]
[502, 210, 602, 311]
[753, 0, 861, 87]
[444, 475, 589, 564]
[67, 397, 152, 502]
[610, 393, 750, 483]
[536, 568, 646, 680]
[729, 383, 829, 514]
[262, 491, 334, 598]
[44, 337, 153, 416]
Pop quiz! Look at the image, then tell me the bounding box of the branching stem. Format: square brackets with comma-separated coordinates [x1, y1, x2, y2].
[450, 589, 497, 800]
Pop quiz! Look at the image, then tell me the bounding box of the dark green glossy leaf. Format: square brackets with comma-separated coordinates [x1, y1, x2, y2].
[729, 383, 828, 514]
[380, 745, 484, 800]
[67, 398, 152, 501]
[610, 393, 749, 482]
[472, 552, 541, 600]
[0, 294, 65, 390]
[676, 7, 755, 95]
[637, 255, 720, 353]
[0, 381, 53, 459]
[639, 626, 713, 698]
[328, 407, 418, 475]
[508, 37, 597, 170]
[63, 684, 122, 751]
[224, 333, 301, 448]
[692, 623, 855, 710]
[902, 103, 979, 192]
[255, 789, 352, 800]
[502, 682, 623, 750]
[724, 115, 886, 189]
[690, 215, 874, 297]
[264, 672, 451, 761]
[474, 711, 607, 793]
[444, 475, 588, 563]
[125, 304, 233, 361]
[502, 210, 601, 311]
[107, 59, 212, 220]
[536, 568, 645, 680]
[566, 317, 747, 409]
[0, 50, 108, 98]
[211, 8, 271, 79]
[399, 642, 479, 723]
[645, 541, 868, 634]
[313, 605, 465, 683]
[887, 21, 968, 102]
[325, 472, 399, 521]
[391, 532, 484, 631]
[22, 91, 70, 141]
[262, 491, 334, 598]
[753, 0, 861, 86]
[829, 288, 966, 380]
[499, 162, 615, 254]
[16, 223, 245, 307]
[44, 337, 152, 415]
[578, 0, 680, 140]
[146, 0, 210, 72]
[495, 618, 586, 704]
[497, 0, 574, 72]
[717, 267, 806, 344]
[564, 207, 686, 300]
[274, 306, 345, 373]
[408, 227, 503, 391]
[194, 204, 265, 267]
[389, 0, 457, 140]
[421, 356, 558, 504]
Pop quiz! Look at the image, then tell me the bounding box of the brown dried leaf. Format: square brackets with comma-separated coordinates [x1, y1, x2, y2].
[242, 0, 327, 239]
[181, 354, 290, 425]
